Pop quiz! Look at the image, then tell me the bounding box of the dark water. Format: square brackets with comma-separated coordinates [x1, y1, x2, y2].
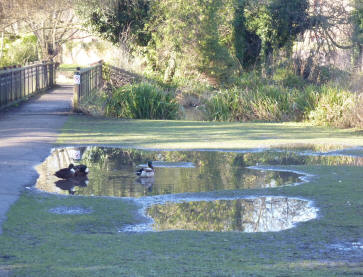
[146, 197, 318, 232]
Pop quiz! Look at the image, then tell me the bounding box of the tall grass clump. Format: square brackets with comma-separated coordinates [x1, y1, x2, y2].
[205, 85, 297, 122]
[205, 72, 301, 122]
[308, 85, 361, 128]
[105, 82, 180, 119]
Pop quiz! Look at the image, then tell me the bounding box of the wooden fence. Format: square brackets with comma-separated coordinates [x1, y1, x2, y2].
[73, 61, 103, 111]
[102, 63, 140, 87]
[72, 61, 142, 111]
[0, 62, 57, 109]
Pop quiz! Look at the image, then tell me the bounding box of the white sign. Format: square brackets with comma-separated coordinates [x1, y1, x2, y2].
[74, 74, 81, 85]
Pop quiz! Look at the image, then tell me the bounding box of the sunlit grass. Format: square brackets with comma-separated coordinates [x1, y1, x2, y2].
[57, 115, 363, 149]
[0, 165, 362, 276]
[0, 116, 362, 276]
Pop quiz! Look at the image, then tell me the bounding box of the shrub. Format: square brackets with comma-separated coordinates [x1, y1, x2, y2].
[205, 74, 299, 122]
[0, 34, 38, 67]
[273, 67, 305, 89]
[294, 85, 320, 119]
[78, 89, 108, 116]
[308, 86, 360, 128]
[105, 82, 180, 119]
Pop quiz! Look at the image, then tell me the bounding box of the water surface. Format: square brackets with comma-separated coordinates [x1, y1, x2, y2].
[36, 147, 309, 197]
[146, 197, 318, 232]
[35, 145, 362, 232]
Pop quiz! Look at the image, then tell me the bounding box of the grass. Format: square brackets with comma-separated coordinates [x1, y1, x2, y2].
[105, 82, 180, 119]
[57, 115, 363, 149]
[0, 165, 362, 276]
[0, 117, 362, 276]
[58, 64, 83, 71]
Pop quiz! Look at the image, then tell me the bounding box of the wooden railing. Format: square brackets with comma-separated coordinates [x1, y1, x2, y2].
[73, 61, 103, 111]
[102, 63, 140, 87]
[72, 61, 141, 111]
[0, 62, 56, 109]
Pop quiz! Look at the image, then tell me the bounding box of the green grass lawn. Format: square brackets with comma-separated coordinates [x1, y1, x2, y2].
[1, 116, 362, 276]
[58, 115, 363, 149]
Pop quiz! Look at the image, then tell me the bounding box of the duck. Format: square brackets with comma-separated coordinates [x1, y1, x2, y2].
[54, 164, 75, 179]
[136, 161, 154, 178]
[74, 164, 89, 177]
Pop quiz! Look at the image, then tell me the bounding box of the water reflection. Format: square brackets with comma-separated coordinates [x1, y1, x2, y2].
[147, 197, 318, 232]
[55, 176, 89, 195]
[35, 146, 362, 197]
[36, 147, 305, 197]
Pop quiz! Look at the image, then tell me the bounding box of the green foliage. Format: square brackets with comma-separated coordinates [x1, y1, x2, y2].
[205, 72, 302, 122]
[244, 0, 309, 65]
[267, 0, 309, 47]
[144, 0, 309, 78]
[352, 0, 363, 68]
[352, 0, 363, 44]
[204, 68, 361, 128]
[308, 86, 358, 128]
[0, 34, 38, 67]
[233, 0, 262, 70]
[294, 85, 320, 118]
[205, 74, 358, 127]
[145, 0, 237, 83]
[105, 82, 180, 119]
[77, 0, 150, 46]
[273, 67, 305, 88]
[77, 0, 310, 82]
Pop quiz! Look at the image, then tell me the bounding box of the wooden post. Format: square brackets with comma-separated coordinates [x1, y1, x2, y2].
[35, 64, 40, 92]
[73, 67, 81, 112]
[49, 63, 54, 87]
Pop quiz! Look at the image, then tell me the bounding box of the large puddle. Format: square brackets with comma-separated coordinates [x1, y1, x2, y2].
[36, 146, 362, 197]
[36, 147, 310, 197]
[35, 145, 362, 232]
[146, 197, 318, 232]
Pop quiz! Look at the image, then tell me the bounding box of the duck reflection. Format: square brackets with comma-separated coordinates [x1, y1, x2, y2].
[135, 177, 154, 194]
[55, 176, 89, 195]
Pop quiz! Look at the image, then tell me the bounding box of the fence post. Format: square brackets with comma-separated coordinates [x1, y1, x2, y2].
[49, 63, 54, 87]
[73, 67, 81, 112]
[35, 64, 40, 92]
[42, 61, 48, 89]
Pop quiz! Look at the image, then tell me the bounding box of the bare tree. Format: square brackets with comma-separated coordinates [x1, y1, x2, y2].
[2, 0, 82, 61]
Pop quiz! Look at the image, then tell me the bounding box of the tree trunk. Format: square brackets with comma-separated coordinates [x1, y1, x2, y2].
[0, 31, 4, 61]
[356, 44, 362, 72]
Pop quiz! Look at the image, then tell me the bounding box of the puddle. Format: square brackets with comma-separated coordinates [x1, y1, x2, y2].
[35, 146, 362, 197]
[36, 147, 310, 197]
[329, 241, 363, 252]
[126, 196, 318, 232]
[48, 206, 92, 215]
[33, 145, 363, 233]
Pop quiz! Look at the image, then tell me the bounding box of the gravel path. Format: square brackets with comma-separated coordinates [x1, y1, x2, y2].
[0, 85, 73, 234]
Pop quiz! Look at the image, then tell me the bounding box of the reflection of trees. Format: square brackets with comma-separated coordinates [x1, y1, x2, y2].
[147, 197, 317, 232]
[36, 147, 362, 197]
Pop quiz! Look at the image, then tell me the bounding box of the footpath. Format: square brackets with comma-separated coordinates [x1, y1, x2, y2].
[0, 85, 73, 234]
